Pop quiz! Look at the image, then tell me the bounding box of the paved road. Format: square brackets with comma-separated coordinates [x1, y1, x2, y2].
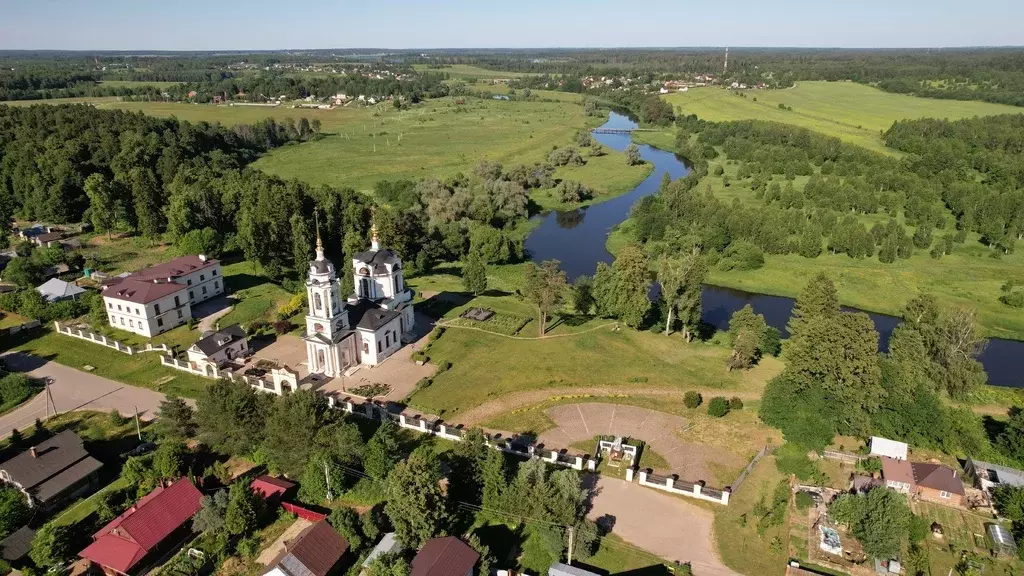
[0, 352, 170, 439]
[588, 476, 741, 576]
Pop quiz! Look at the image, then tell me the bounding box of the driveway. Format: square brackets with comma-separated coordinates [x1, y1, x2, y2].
[588, 476, 740, 576]
[0, 352, 171, 439]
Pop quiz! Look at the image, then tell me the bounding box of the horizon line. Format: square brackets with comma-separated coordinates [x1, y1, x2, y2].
[3, 45, 1024, 53]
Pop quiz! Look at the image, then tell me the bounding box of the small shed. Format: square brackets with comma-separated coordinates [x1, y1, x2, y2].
[36, 278, 86, 302]
[869, 437, 908, 461]
[988, 523, 1018, 557]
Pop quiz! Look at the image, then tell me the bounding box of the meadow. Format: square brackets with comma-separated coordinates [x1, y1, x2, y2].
[663, 81, 1024, 155]
[413, 63, 533, 79]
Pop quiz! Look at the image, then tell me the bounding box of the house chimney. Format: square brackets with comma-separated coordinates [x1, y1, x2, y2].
[199, 254, 207, 262]
[30, 446, 37, 458]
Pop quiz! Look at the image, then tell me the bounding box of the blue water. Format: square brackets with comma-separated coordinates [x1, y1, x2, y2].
[524, 112, 1022, 387]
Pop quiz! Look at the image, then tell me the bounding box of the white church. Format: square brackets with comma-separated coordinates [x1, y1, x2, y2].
[303, 225, 415, 377]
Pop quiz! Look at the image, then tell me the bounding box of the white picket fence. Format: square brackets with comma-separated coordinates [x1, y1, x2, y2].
[53, 321, 170, 355]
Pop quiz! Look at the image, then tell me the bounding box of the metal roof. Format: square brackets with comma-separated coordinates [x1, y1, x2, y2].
[549, 563, 601, 576]
[411, 537, 479, 576]
[870, 437, 908, 461]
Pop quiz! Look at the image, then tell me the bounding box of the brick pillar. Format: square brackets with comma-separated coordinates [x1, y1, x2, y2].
[327, 396, 336, 408]
[626, 468, 635, 482]
[665, 477, 674, 489]
[345, 401, 354, 413]
[588, 459, 596, 471]
[549, 451, 558, 463]
[639, 471, 648, 484]
[399, 414, 407, 427]
[693, 483, 702, 497]
[722, 487, 732, 505]
[438, 424, 447, 437]
[420, 419, 428, 432]
[574, 456, 583, 470]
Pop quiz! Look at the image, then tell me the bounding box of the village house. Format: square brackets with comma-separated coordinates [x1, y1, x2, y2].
[878, 456, 966, 505]
[101, 255, 223, 337]
[263, 520, 349, 576]
[0, 431, 103, 511]
[79, 479, 203, 576]
[870, 436, 908, 461]
[411, 537, 479, 576]
[302, 222, 415, 377]
[36, 278, 86, 302]
[186, 324, 248, 371]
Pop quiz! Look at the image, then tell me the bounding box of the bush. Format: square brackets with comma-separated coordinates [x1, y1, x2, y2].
[684, 391, 702, 409]
[415, 378, 432, 389]
[548, 147, 585, 167]
[728, 397, 744, 411]
[108, 408, 128, 427]
[707, 397, 729, 417]
[273, 320, 292, 335]
[236, 536, 261, 558]
[774, 443, 824, 482]
[436, 360, 452, 373]
[718, 241, 765, 271]
[795, 491, 815, 511]
[1001, 291, 1024, 308]
[428, 327, 445, 342]
[557, 180, 591, 203]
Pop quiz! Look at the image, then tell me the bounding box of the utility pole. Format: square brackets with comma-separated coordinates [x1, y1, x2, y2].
[44, 379, 51, 418]
[324, 462, 333, 500]
[567, 526, 574, 565]
[134, 405, 141, 440]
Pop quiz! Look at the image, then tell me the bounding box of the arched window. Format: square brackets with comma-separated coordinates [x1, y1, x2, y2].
[363, 341, 369, 354]
[314, 293, 323, 310]
[317, 349, 325, 368]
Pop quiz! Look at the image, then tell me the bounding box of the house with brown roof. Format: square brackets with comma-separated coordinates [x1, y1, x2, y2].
[101, 255, 223, 337]
[411, 537, 479, 576]
[0, 430, 103, 511]
[79, 479, 203, 576]
[912, 462, 966, 506]
[878, 456, 966, 506]
[263, 520, 349, 576]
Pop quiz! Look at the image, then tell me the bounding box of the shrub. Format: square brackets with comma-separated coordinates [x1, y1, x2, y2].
[728, 397, 744, 411]
[436, 360, 452, 373]
[707, 397, 729, 417]
[428, 327, 445, 342]
[548, 147, 585, 167]
[718, 241, 765, 271]
[273, 320, 292, 335]
[557, 180, 591, 203]
[683, 391, 702, 409]
[415, 378, 432, 389]
[108, 408, 128, 427]
[795, 491, 815, 511]
[1001, 291, 1024, 308]
[237, 536, 261, 558]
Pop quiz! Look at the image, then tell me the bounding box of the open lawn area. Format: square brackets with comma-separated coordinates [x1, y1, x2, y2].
[0, 310, 32, 330]
[712, 455, 790, 576]
[4, 328, 209, 398]
[663, 82, 1024, 155]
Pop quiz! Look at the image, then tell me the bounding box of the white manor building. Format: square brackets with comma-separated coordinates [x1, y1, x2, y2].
[303, 226, 415, 376]
[101, 255, 224, 337]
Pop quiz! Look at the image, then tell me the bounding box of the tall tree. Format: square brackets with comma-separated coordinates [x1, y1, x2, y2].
[657, 248, 707, 341]
[385, 450, 450, 548]
[363, 422, 403, 481]
[127, 167, 164, 238]
[0, 487, 30, 539]
[84, 173, 121, 239]
[263, 390, 332, 478]
[225, 481, 265, 536]
[153, 395, 196, 440]
[787, 272, 839, 338]
[523, 260, 567, 336]
[595, 244, 651, 329]
[196, 379, 271, 457]
[462, 253, 488, 295]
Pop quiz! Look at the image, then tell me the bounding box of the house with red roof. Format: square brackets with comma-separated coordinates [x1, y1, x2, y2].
[411, 537, 480, 576]
[79, 479, 203, 576]
[251, 475, 296, 501]
[263, 520, 349, 576]
[101, 255, 223, 337]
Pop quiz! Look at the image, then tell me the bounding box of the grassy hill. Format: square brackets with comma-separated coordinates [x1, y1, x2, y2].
[663, 81, 1024, 155]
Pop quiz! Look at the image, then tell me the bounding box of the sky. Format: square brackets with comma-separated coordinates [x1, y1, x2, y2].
[2, 0, 1023, 50]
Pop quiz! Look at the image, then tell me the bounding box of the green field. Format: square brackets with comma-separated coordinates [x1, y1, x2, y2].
[413, 63, 532, 79]
[663, 82, 1024, 155]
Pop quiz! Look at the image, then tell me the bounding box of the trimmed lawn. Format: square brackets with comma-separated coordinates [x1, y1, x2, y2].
[0, 310, 32, 329]
[218, 260, 296, 329]
[663, 82, 1024, 155]
[5, 329, 209, 398]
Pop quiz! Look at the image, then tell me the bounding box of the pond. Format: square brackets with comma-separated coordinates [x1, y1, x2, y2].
[524, 112, 1022, 387]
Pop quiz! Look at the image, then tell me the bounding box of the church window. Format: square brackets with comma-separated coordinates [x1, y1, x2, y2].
[377, 340, 382, 354]
[386, 333, 390, 347]
[315, 293, 323, 310]
[363, 341, 369, 354]
[317, 349, 325, 367]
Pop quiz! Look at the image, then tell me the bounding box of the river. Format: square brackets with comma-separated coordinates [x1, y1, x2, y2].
[524, 112, 1021, 388]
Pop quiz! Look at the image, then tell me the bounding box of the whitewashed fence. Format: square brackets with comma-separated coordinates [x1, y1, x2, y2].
[325, 395, 598, 472]
[637, 470, 731, 505]
[54, 321, 170, 355]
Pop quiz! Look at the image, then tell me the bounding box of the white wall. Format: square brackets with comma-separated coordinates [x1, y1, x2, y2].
[357, 316, 403, 366]
[104, 288, 190, 337]
[177, 263, 224, 304]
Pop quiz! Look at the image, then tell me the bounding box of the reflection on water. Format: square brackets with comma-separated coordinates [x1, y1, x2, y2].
[523, 112, 1022, 387]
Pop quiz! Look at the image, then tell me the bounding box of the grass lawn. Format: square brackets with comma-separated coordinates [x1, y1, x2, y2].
[218, 260, 297, 328]
[531, 152, 654, 212]
[911, 501, 1024, 576]
[663, 82, 1024, 155]
[5, 328, 209, 398]
[0, 310, 31, 329]
[712, 455, 790, 576]
[409, 322, 773, 419]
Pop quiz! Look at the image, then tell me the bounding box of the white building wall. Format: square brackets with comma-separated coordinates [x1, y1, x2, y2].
[104, 289, 190, 337]
[177, 263, 224, 304]
[357, 317, 404, 366]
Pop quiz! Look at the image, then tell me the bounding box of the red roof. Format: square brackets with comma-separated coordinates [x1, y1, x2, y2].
[411, 537, 479, 576]
[129, 255, 218, 282]
[912, 462, 966, 495]
[80, 480, 202, 573]
[251, 475, 296, 499]
[102, 278, 187, 305]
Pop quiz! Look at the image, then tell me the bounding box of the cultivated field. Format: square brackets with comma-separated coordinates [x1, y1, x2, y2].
[663, 82, 1024, 154]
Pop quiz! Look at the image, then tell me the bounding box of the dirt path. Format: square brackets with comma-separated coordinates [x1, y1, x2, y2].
[256, 518, 312, 565]
[589, 476, 740, 576]
[455, 385, 762, 426]
[541, 403, 743, 482]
